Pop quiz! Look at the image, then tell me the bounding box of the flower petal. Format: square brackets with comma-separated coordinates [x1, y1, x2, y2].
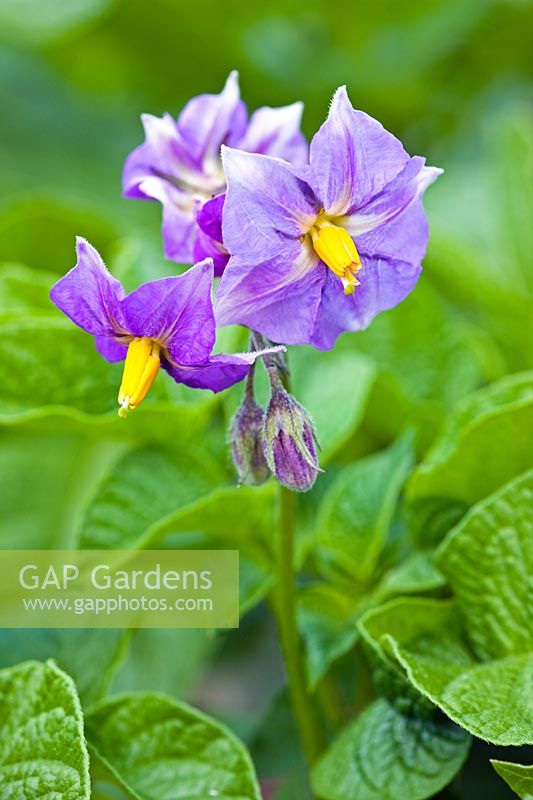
[196, 193, 224, 243]
[193, 228, 229, 277]
[216, 245, 326, 345]
[122, 112, 198, 199]
[309, 86, 409, 216]
[138, 176, 197, 262]
[238, 102, 308, 164]
[221, 147, 319, 260]
[95, 336, 128, 363]
[177, 71, 247, 166]
[344, 159, 442, 263]
[164, 356, 249, 392]
[120, 259, 216, 365]
[194, 194, 228, 276]
[50, 237, 125, 336]
[122, 113, 202, 263]
[164, 346, 285, 393]
[357, 196, 429, 268]
[310, 255, 422, 350]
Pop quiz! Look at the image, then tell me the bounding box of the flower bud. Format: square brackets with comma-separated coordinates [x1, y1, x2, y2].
[230, 378, 271, 486]
[262, 371, 320, 493]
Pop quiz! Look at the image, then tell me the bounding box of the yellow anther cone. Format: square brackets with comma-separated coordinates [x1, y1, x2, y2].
[118, 337, 161, 417]
[310, 221, 362, 293]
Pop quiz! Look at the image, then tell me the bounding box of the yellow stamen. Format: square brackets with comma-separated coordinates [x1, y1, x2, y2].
[117, 337, 161, 418]
[310, 220, 362, 294]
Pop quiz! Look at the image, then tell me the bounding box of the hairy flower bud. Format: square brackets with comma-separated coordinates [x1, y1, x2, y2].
[262, 371, 320, 493]
[230, 373, 271, 486]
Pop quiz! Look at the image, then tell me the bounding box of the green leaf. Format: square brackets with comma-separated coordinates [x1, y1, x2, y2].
[351, 281, 493, 451]
[0, 429, 122, 548]
[299, 551, 445, 689]
[78, 447, 277, 553]
[0, 315, 120, 417]
[0, 660, 90, 799]
[406, 496, 469, 550]
[0, 420, 213, 555]
[312, 698, 470, 800]
[158, 484, 277, 560]
[85, 693, 261, 800]
[78, 445, 220, 549]
[315, 434, 414, 582]
[298, 584, 361, 689]
[437, 470, 533, 661]
[0, 310, 215, 431]
[91, 749, 136, 800]
[409, 372, 533, 505]
[358, 597, 465, 712]
[290, 346, 376, 460]
[492, 760, 533, 800]
[373, 551, 446, 602]
[360, 598, 533, 745]
[0, 630, 130, 706]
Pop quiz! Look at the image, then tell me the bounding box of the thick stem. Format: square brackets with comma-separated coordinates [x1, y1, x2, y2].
[275, 485, 324, 768]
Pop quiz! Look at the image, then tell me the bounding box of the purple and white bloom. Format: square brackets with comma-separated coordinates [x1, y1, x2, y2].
[215, 86, 443, 350]
[123, 71, 308, 274]
[50, 238, 283, 416]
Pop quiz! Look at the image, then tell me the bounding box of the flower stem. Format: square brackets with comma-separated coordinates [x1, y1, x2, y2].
[275, 484, 324, 769]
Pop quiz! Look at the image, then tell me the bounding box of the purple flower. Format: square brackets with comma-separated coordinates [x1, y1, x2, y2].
[50, 238, 283, 416]
[123, 71, 308, 274]
[215, 86, 443, 350]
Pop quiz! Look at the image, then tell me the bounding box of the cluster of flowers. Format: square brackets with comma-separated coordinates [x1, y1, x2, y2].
[50, 72, 441, 491]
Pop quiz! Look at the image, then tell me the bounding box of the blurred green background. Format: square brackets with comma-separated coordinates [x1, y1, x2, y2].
[0, 1, 531, 798]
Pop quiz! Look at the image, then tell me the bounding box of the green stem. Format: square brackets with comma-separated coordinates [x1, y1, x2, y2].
[275, 485, 324, 769]
[318, 672, 348, 730]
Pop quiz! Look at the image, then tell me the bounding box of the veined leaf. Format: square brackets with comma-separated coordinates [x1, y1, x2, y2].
[0, 660, 90, 799]
[362, 473, 533, 744]
[85, 693, 261, 800]
[359, 597, 533, 745]
[437, 470, 533, 661]
[78, 447, 275, 554]
[299, 550, 446, 690]
[492, 760, 533, 800]
[315, 433, 414, 582]
[0, 312, 215, 433]
[312, 698, 469, 800]
[409, 372, 533, 505]
[373, 551, 445, 602]
[298, 584, 362, 689]
[0, 315, 121, 417]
